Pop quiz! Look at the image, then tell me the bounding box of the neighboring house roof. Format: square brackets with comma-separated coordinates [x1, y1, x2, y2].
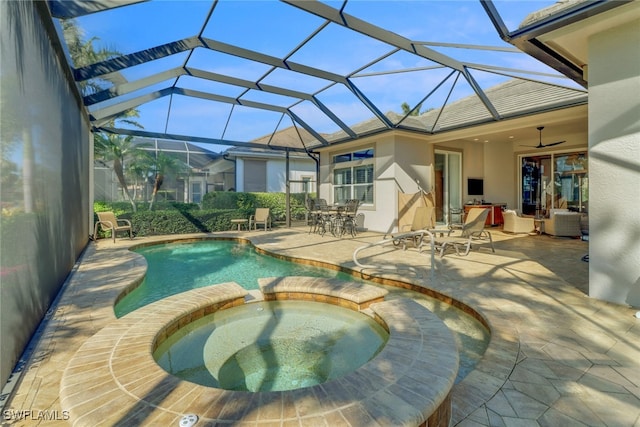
[132, 137, 220, 171]
[224, 147, 316, 160]
[249, 126, 325, 151]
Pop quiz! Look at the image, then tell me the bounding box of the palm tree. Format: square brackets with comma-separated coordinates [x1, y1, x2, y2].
[94, 134, 138, 211]
[147, 153, 186, 210]
[62, 20, 120, 95]
[125, 151, 151, 202]
[62, 19, 148, 211]
[401, 101, 423, 116]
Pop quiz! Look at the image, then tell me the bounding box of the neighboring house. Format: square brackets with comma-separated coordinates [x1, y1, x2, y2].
[94, 138, 220, 204]
[206, 128, 318, 194]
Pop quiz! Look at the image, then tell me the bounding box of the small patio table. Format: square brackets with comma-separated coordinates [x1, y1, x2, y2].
[230, 218, 248, 231]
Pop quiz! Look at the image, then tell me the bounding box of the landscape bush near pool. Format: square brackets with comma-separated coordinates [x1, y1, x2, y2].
[93, 191, 311, 237]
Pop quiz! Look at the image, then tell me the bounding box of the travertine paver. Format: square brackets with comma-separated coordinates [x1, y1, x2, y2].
[2, 227, 639, 427]
[59, 279, 457, 426]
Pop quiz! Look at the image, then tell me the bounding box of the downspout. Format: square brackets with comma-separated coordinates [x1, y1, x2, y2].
[222, 153, 236, 191]
[285, 149, 290, 228]
[305, 149, 320, 197]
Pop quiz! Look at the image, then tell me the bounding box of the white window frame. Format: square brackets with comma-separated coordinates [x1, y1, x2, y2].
[331, 147, 374, 205]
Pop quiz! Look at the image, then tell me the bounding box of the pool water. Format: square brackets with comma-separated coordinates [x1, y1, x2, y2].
[115, 241, 354, 317]
[153, 300, 389, 391]
[116, 240, 489, 383]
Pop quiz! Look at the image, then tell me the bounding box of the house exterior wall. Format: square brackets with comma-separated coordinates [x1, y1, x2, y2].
[485, 140, 514, 208]
[0, 1, 90, 386]
[588, 18, 640, 306]
[265, 158, 316, 193]
[318, 134, 433, 233]
[232, 156, 316, 194]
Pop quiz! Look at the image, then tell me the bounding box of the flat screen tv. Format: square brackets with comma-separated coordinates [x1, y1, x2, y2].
[468, 178, 484, 196]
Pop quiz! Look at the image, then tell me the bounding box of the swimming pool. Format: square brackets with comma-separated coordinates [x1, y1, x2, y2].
[115, 239, 489, 383]
[115, 240, 355, 317]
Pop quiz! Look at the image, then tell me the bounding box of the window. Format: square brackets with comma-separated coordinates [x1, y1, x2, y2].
[332, 148, 374, 204]
[301, 176, 313, 193]
[332, 148, 374, 164]
[191, 182, 202, 203]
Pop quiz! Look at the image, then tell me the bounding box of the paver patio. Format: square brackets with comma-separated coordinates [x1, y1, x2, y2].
[2, 227, 639, 426]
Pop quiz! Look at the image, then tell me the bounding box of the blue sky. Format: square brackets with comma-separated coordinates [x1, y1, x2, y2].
[66, 1, 572, 152]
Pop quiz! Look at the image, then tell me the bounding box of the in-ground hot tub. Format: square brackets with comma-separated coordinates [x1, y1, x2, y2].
[153, 300, 389, 392]
[62, 278, 460, 426]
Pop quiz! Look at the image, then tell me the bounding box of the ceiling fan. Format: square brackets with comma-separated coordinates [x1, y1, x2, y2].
[523, 126, 566, 149]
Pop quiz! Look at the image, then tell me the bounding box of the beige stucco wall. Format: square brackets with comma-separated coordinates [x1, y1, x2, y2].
[319, 134, 435, 233]
[484, 140, 515, 208]
[588, 18, 640, 306]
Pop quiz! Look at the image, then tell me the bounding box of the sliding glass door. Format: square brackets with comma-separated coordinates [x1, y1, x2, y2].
[435, 150, 462, 224]
[520, 151, 588, 216]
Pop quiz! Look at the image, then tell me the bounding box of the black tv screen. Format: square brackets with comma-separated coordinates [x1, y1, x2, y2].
[468, 178, 483, 195]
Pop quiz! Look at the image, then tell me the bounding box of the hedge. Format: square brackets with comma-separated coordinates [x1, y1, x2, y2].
[202, 191, 312, 221]
[94, 191, 314, 237]
[130, 209, 241, 236]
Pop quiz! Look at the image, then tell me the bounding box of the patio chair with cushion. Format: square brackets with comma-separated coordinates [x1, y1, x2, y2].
[94, 211, 133, 243]
[544, 211, 582, 237]
[502, 209, 535, 234]
[428, 207, 495, 257]
[249, 208, 272, 231]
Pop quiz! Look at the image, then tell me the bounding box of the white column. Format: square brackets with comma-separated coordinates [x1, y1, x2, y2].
[588, 18, 640, 306]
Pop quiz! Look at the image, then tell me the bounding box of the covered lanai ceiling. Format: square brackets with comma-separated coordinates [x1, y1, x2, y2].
[47, 0, 618, 153]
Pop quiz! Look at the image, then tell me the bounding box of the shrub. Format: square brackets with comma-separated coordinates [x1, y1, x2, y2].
[202, 192, 239, 210]
[201, 191, 310, 221]
[131, 209, 239, 236]
[93, 191, 313, 237]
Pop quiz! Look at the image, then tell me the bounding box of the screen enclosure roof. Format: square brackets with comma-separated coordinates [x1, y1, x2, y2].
[47, 0, 600, 153]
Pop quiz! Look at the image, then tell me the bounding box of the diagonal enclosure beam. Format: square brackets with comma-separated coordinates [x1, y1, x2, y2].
[97, 127, 311, 152]
[74, 37, 203, 81]
[283, 0, 500, 122]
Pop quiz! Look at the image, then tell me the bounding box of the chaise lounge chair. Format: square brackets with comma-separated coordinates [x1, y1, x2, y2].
[94, 211, 133, 243]
[391, 206, 435, 250]
[428, 207, 495, 257]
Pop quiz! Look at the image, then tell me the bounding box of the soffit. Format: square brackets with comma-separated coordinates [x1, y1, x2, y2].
[498, 0, 637, 85]
[536, 1, 640, 71]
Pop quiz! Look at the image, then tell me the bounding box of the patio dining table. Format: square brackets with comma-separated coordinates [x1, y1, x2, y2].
[310, 203, 358, 238]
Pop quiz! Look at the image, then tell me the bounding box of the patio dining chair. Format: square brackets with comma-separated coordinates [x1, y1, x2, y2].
[249, 208, 272, 231]
[94, 211, 133, 243]
[339, 199, 361, 238]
